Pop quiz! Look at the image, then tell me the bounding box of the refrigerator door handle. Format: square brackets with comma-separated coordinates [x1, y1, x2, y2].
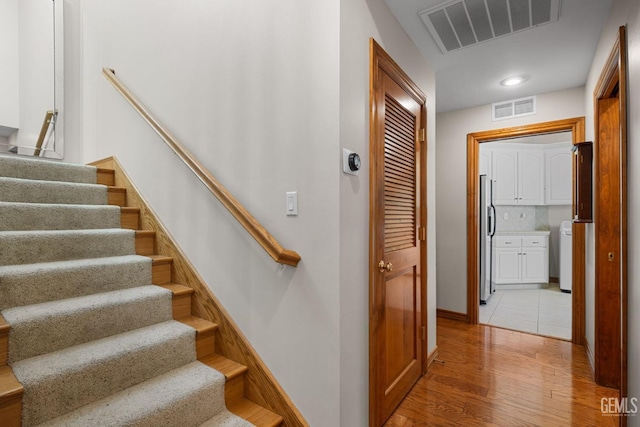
[490, 205, 497, 237]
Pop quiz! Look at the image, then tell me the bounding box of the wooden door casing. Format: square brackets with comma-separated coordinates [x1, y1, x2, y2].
[592, 26, 628, 399]
[369, 39, 427, 427]
[465, 117, 586, 345]
[595, 97, 621, 388]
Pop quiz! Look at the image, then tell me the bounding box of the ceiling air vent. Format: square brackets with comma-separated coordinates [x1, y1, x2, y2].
[492, 96, 536, 121]
[419, 0, 560, 54]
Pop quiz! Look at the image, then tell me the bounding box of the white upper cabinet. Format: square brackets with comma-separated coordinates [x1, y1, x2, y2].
[518, 149, 544, 205]
[479, 148, 491, 178]
[491, 148, 543, 205]
[544, 144, 573, 205]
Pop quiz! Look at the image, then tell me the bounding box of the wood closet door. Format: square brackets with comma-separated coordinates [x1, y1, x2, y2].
[370, 41, 426, 425]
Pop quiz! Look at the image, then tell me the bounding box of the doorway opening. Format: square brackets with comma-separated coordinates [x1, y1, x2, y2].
[478, 132, 573, 340]
[466, 117, 586, 345]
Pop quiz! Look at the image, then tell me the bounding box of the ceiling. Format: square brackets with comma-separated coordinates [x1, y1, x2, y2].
[383, 0, 612, 113]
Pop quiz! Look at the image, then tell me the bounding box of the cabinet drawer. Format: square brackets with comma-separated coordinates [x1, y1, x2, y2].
[522, 236, 548, 247]
[495, 237, 522, 248]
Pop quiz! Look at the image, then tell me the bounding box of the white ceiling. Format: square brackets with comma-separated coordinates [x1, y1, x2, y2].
[384, 0, 612, 113]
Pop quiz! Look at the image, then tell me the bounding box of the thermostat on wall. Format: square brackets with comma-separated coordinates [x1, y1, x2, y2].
[343, 148, 361, 176]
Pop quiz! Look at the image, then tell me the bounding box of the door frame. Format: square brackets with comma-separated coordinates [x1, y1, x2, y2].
[593, 25, 627, 397]
[466, 117, 586, 345]
[369, 38, 428, 427]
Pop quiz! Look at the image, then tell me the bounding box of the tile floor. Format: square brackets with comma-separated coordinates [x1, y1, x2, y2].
[479, 284, 572, 340]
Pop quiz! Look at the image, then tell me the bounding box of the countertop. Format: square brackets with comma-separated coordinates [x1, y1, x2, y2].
[495, 230, 551, 236]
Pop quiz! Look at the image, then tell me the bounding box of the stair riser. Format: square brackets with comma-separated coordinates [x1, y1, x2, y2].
[108, 187, 126, 206]
[0, 203, 121, 232]
[152, 258, 173, 284]
[135, 231, 156, 255]
[96, 169, 115, 186]
[0, 334, 7, 366]
[0, 394, 21, 427]
[0, 230, 136, 266]
[172, 293, 192, 319]
[121, 208, 140, 229]
[4, 286, 173, 363]
[196, 331, 216, 359]
[225, 375, 245, 404]
[13, 322, 196, 426]
[0, 256, 152, 311]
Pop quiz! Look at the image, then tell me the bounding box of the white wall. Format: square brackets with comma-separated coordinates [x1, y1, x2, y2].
[79, 1, 341, 425]
[339, 0, 437, 425]
[583, 0, 640, 417]
[11, 0, 55, 147]
[436, 87, 585, 313]
[0, 0, 20, 130]
[65, 0, 435, 425]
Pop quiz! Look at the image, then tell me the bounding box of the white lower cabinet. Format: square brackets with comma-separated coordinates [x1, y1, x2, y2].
[494, 235, 549, 284]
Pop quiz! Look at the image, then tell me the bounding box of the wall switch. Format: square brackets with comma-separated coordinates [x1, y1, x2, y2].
[286, 192, 298, 216]
[503, 212, 509, 220]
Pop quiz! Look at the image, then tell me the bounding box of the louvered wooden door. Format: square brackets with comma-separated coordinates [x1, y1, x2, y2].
[369, 40, 426, 426]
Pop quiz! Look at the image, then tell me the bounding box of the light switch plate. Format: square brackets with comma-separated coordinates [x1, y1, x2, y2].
[286, 192, 298, 216]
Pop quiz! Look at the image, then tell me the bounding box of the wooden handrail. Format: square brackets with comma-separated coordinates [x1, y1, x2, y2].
[102, 68, 301, 266]
[34, 110, 56, 157]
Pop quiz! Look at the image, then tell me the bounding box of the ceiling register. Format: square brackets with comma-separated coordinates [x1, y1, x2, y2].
[420, 0, 560, 54]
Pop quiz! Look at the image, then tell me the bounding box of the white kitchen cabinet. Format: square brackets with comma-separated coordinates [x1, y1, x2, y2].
[492, 150, 517, 204]
[495, 247, 521, 283]
[479, 147, 492, 178]
[521, 248, 548, 283]
[492, 149, 544, 205]
[545, 145, 572, 205]
[494, 235, 549, 284]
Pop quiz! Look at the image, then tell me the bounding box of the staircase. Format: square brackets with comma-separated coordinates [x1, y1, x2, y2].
[0, 154, 284, 426]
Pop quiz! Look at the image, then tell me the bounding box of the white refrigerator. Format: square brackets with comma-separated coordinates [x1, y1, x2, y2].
[479, 175, 496, 304]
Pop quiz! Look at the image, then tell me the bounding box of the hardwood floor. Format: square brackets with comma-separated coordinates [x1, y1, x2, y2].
[385, 318, 620, 426]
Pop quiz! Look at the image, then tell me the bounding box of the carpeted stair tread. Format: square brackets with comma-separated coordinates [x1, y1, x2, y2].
[0, 255, 152, 310]
[0, 155, 98, 184]
[0, 228, 135, 266]
[0, 201, 121, 231]
[37, 361, 252, 427]
[3, 285, 173, 363]
[224, 399, 283, 427]
[0, 177, 107, 205]
[199, 408, 255, 427]
[12, 320, 197, 426]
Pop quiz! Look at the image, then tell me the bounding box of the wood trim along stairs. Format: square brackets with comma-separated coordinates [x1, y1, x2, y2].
[89, 156, 308, 427]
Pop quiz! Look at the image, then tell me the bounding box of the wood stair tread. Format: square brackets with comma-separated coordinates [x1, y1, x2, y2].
[149, 255, 173, 263]
[227, 398, 284, 427]
[177, 315, 218, 334]
[156, 283, 193, 296]
[200, 353, 247, 380]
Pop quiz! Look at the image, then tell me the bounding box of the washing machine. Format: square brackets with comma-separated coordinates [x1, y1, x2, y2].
[560, 220, 572, 293]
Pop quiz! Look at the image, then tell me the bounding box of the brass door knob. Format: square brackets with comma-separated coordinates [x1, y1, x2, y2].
[378, 261, 393, 272]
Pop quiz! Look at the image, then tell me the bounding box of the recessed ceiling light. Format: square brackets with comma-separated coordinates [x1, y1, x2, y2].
[500, 76, 528, 87]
